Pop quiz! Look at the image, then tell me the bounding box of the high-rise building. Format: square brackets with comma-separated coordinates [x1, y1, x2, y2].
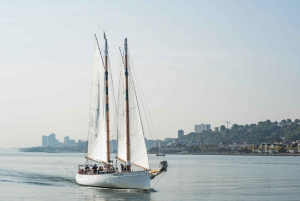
[42, 133, 80, 147]
[42, 135, 48, 147]
[195, 124, 211, 133]
[78, 140, 88, 149]
[178, 129, 184, 138]
[64, 136, 70, 145]
[47, 133, 59, 147]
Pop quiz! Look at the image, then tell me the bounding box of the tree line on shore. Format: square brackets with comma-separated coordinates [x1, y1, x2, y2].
[182, 119, 300, 145]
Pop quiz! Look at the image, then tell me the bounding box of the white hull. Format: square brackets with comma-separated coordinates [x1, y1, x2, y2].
[76, 171, 150, 190]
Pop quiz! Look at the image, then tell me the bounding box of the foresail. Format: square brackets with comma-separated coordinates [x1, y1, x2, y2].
[87, 39, 108, 163]
[128, 66, 149, 170]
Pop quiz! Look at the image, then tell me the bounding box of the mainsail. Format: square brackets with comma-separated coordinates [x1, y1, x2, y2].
[117, 39, 149, 170]
[86, 38, 108, 163]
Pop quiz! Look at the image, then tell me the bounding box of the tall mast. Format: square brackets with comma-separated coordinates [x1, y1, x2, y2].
[124, 38, 131, 171]
[104, 33, 110, 162]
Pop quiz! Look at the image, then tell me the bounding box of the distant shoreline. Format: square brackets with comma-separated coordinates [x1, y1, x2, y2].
[150, 153, 300, 156]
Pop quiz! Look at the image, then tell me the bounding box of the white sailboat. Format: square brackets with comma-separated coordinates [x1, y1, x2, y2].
[76, 34, 167, 190]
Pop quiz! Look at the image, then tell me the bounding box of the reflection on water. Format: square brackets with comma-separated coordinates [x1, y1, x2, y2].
[80, 187, 152, 201]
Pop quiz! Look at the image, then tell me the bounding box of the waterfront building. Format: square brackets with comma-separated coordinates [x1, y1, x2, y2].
[145, 139, 156, 149]
[41, 133, 59, 147]
[78, 140, 88, 149]
[178, 129, 184, 139]
[195, 124, 211, 133]
[64, 136, 70, 145]
[42, 135, 48, 147]
[47, 133, 59, 147]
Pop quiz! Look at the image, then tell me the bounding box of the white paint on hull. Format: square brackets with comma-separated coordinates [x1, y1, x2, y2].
[76, 171, 150, 190]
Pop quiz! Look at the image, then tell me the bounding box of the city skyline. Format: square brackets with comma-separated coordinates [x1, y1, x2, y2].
[1, 1, 300, 148]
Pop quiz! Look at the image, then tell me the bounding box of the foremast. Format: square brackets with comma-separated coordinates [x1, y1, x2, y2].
[85, 34, 110, 164]
[104, 33, 110, 162]
[124, 38, 131, 171]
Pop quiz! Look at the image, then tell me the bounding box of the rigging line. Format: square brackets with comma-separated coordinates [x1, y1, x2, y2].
[128, 58, 147, 145]
[127, 48, 159, 164]
[94, 34, 105, 68]
[128, 48, 160, 163]
[128, 50, 152, 140]
[119, 47, 125, 67]
[127, 48, 158, 141]
[151, 172, 166, 189]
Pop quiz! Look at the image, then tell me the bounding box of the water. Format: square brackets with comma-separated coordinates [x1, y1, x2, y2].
[1, 152, 300, 200]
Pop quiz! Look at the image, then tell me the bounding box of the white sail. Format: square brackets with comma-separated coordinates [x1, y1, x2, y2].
[128, 65, 149, 170]
[86, 39, 108, 163]
[116, 45, 149, 170]
[117, 62, 127, 162]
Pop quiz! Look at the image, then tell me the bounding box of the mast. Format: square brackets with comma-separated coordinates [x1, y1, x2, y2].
[104, 32, 110, 162]
[124, 38, 131, 171]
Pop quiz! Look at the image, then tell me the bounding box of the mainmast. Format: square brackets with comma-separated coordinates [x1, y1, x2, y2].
[124, 38, 131, 171]
[104, 32, 110, 162]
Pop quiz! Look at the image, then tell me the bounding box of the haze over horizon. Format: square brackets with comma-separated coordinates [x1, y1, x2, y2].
[1, 0, 300, 148]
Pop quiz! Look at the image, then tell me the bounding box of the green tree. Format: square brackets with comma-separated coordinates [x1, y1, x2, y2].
[231, 124, 238, 130]
[281, 119, 287, 126]
[220, 125, 226, 132]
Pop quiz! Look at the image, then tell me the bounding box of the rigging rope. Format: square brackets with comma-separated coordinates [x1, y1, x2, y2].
[127, 48, 158, 141]
[127, 48, 160, 163]
[151, 172, 166, 189]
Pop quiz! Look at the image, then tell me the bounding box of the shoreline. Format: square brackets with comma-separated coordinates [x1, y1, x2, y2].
[149, 152, 300, 156]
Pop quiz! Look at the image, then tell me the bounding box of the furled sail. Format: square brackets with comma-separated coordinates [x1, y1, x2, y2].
[86, 38, 108, 163]
[117, 44, 149, 170]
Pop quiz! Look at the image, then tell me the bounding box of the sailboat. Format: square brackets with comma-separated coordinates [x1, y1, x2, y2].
[75, 34, 168, 190]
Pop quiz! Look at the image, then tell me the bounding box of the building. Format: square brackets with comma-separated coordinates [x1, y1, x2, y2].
[64, 136, 70, 145]
[178, 129, 184, 139]
[41, 133, 59, 147]
[47, 133, 59, 147]
[42, 135, 48, 147]
[78, 140, 88, 149]
[41, 134, 84, 148]
[195, 124, 211, 133]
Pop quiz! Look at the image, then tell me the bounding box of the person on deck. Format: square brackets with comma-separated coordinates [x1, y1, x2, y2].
[85, 165, 90, 173]
[98, 166, 103, 174]
[92, 164, 98, 174]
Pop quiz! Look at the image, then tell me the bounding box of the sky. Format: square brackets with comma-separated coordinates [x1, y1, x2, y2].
[1, 0, 300, 148]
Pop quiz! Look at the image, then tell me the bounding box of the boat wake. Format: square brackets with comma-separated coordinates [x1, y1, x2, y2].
[0, 170, 76, 187]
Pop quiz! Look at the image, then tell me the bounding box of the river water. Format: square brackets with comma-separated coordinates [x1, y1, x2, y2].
[0, 152, 300, 200]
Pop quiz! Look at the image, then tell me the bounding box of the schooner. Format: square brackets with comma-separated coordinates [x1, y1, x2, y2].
[75, 34, 167, 190]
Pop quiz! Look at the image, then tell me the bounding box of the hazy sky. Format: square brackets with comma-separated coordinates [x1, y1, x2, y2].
[1, 0, 300, 148]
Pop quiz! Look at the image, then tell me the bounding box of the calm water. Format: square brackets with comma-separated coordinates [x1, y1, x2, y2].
[0, 152, 300, 200]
